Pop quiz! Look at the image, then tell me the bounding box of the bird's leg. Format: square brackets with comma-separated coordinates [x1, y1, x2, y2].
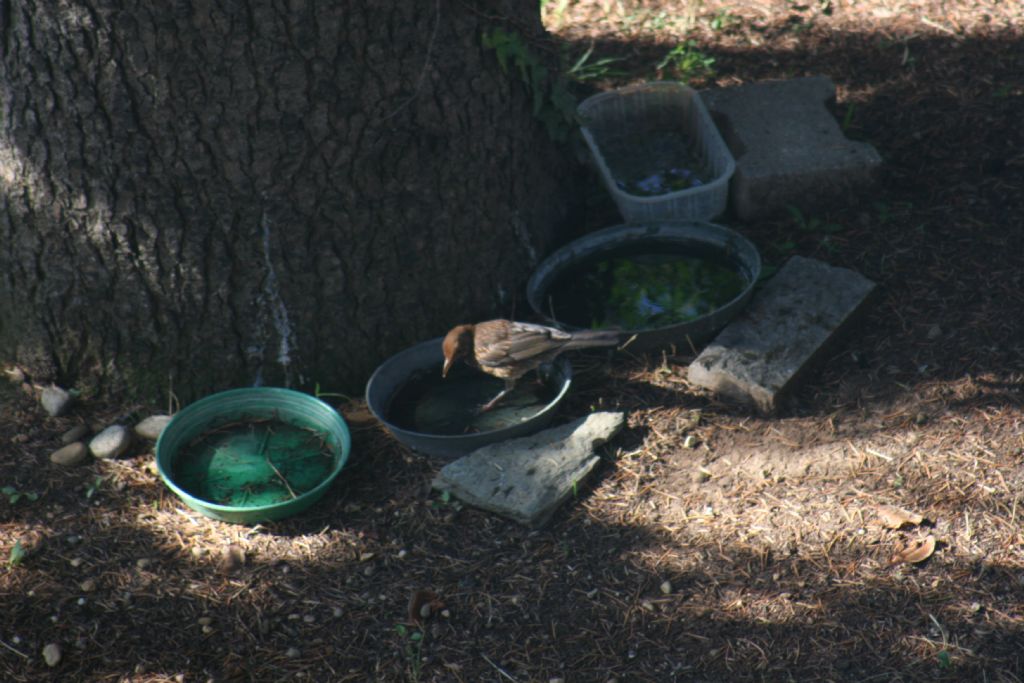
[479, 379, 516, 413]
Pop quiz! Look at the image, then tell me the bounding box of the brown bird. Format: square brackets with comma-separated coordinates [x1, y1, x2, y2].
[441, 319, 621, 412]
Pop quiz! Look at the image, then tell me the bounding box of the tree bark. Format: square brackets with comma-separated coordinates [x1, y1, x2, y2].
[0, 0, 575, 400]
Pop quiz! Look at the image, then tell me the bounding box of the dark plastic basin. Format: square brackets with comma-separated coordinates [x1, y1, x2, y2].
[527, 221, 761, 352]
[365, 337, 572, 460]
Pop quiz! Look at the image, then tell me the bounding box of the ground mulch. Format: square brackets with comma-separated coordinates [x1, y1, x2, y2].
[3, 1, 1024, 681]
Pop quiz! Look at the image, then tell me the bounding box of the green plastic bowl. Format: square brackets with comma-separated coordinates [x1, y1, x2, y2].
[155, 388, 351, 524]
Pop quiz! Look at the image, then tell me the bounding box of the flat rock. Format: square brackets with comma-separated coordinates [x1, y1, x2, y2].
[702, 76, 882, 220]
[432, 411, 626, 528]
[134, 415, 172, 441]
[50, 442, 90, 467]
[688, 256, 876, 413]
[89, 425, 132, 459]
[41, 385, 73, 417]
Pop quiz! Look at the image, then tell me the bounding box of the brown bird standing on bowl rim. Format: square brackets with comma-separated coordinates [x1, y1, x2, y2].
[441, 319, 622, 412]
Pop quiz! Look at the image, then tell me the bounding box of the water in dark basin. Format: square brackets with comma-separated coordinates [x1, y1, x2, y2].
[543, 244, 748, 331]
[386, 363, 559, 436]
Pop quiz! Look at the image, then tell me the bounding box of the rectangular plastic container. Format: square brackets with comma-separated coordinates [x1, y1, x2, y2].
[577, 82, 735, 222]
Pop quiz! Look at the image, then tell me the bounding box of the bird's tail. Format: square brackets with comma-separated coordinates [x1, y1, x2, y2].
[565, 328, 623, 349]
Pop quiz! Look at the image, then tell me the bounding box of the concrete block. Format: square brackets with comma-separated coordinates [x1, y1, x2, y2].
[688, 256, 876, 413]
[701, 77, 882, 220]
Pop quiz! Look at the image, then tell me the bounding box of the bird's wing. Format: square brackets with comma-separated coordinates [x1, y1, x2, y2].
[475, 321, 570, 368]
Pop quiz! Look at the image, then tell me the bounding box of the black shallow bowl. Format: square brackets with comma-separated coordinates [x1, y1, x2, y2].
[365, 337, 572, 460]
[526, 220, 762, 352]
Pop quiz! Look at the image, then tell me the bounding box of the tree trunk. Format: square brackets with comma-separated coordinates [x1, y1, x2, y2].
[0, 0, 576, 400]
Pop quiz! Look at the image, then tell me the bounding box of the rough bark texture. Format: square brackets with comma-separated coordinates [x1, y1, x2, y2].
[0, 0, 575, 400]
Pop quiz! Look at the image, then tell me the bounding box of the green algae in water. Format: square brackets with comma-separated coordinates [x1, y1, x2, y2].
[546, 246, 748, 330]
[172, 418, 336, 507]
[387, 364, 559, 436]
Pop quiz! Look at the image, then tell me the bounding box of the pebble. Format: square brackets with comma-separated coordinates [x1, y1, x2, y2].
[69, 557, 83, 568]
[285, 647, 300, 658]
[41, 385, 73, 417]
[136, 558, 152, 570]
[332, 607, 343, 618]
[79, 578, 97, 593]
[89, 425, 132, 459]
[683, 434, 697, 449]
[4, 366, 26, 383]
[42, 642, 62, 667]
[660, 580, 673, 595]
[50, 442, 89, 467]
[197, 616, 212, 626]
[60, 424, 90, 445]
[134, 415, 172, 441]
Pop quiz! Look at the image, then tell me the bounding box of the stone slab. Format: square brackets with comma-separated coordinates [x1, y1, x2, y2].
[701, 77, 882, 220]
[687, 256, 876, 413]
[432, 411, 625, 528]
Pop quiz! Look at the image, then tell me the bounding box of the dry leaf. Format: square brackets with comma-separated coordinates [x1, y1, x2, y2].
[891, 534, 936, 564]
[876, 504, 925, 529]
[340, 400, 376, 425]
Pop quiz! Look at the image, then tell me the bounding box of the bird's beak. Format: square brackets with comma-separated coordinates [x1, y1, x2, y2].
[442, 358, 452, 378]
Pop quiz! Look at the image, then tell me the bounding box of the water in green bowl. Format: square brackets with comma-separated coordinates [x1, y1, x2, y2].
[172, 418, 336, 507]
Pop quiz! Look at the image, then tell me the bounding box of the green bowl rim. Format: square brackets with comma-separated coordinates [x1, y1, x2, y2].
[155, 387, 352, 515]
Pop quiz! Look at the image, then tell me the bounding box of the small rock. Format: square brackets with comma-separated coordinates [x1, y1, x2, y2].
[89, 425, 132, 459]
[660, 580, 673, 595]
[69, 557, 83, 568]
[550, 678, 566, 683]
[303, 614, 315, 623]
[927, 324, 942, 340]
[197, 616, 212, 626]
[285, 647, 300, 658]
[332, 607, 343, 618]
[79, 578, 97, 593]
[42, 642, 61, 667]
[136, 558, 152, 570]
[41, 386, 73, 417]
[50, 442, 89, 467]
[60, 424, 90, 445]
[134, 415, 172, 441]
[4, 366, 26, 383]
[397, 549, 408, 559]
[683, 434, 697, 449]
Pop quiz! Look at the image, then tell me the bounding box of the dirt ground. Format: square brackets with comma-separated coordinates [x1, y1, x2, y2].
[3, 1, 1024, 681]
